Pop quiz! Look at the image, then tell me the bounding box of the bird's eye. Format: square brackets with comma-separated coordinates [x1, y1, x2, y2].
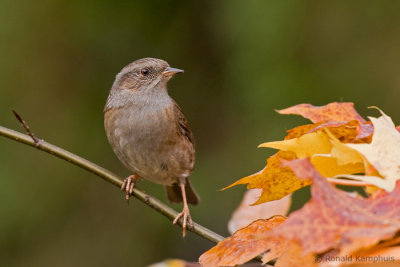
[140, 68, 150, 76]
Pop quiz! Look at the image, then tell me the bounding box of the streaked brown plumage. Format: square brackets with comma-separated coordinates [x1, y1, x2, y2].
[104, 58, 199, 236]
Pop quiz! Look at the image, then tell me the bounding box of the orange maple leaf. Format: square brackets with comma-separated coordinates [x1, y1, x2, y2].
[279, 103, 375, 143]
[272, 242, 316, 267]
[277, 102, 366, 123]
[199, 216, 287, 267]
[285, 120, 373, 144]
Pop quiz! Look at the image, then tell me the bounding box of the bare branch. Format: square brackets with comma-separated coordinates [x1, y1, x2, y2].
[0, 122, 224, 244]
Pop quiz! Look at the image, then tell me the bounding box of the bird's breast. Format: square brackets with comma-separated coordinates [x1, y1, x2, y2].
[104, 103, 194, 185]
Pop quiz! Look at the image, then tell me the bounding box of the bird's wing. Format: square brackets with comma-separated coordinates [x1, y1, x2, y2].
[173, 101, 195, 147]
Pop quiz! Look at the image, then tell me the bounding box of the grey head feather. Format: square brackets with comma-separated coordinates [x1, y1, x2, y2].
[104, 58, 172, 112]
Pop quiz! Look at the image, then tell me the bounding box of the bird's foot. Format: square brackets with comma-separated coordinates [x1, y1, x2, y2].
[173, 205, 193, 238]
[121, 174, 138, 203]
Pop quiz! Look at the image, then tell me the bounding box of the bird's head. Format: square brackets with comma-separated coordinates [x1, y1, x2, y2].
[114, 58, 183, 92]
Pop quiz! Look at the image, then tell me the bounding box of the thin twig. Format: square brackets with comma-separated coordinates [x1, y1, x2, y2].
[0, 120, 225, 245]
[12, 110, 42, 146]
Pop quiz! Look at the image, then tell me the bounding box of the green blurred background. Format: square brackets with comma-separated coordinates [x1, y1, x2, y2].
[1, 1, 400, 266]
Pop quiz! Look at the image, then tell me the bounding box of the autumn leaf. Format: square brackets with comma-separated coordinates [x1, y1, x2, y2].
[355, 121, 374, 141]
[277, 102, 366, 123]
[350, 246, 400, 266]
[278, 102, 374, 143]
[340, 109, 400, 191]
[202, 158, 400, 266]
[273, 243, 316, 267]
[284, 122, 326, 140]
[226, 104, 372, 205]
[276, 158, 400, 259]
[199, 216, 286, 267]
[261, 131, 332, 158]
[259, 129, 364, 177]
[224, 151, 310, 204]
[285, 120, 373, 144]
[324, 129, 363, 165]
[214, 103, 400, 267]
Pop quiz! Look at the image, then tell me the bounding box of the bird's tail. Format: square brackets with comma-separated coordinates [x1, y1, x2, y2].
[165, 178, 200, 205]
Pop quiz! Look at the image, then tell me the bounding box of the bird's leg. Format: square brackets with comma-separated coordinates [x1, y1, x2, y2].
[121, 174, 138, 202]
[172, 177, 193, 237]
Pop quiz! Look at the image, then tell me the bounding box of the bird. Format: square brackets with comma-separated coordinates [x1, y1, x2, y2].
[104, 58, 199, 237]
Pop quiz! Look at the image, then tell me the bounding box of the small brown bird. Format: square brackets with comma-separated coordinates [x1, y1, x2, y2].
[104, 58, 199, 236]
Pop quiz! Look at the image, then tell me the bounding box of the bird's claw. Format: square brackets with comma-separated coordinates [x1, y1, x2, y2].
[173, 206, 193, 237]
[121, 175, 137, 202]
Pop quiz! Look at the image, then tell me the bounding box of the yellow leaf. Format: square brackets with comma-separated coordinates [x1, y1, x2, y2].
[260, 130, 364, 178]
[311, 156, 364, 177]
[259, 131, 332, 158]
[324, 129, 364, 165]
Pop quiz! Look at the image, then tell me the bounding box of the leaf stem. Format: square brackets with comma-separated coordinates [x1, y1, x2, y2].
[327, 177, 373, 187]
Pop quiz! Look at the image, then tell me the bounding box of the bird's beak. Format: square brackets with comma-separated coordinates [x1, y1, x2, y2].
[162, 67, 184, 77]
